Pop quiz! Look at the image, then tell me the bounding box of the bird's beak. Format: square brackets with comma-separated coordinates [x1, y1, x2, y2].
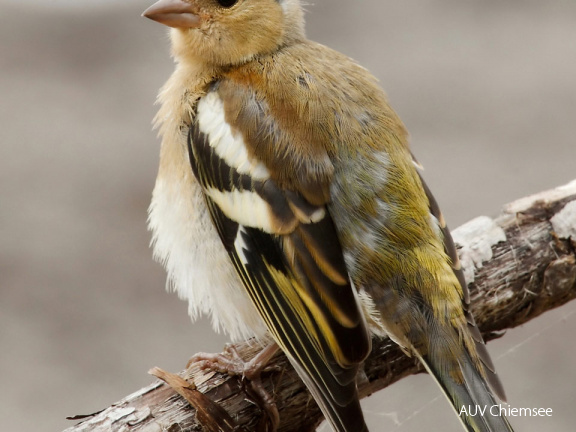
[142, 0, 201, 29]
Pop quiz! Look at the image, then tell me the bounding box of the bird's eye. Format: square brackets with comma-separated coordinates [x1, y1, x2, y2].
[217, 0, 238, 7]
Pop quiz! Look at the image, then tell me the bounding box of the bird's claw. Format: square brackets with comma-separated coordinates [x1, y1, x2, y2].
[187, 344, 280, 431]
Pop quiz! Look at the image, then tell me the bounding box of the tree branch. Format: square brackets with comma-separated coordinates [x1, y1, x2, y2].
[63, 180, 576, 432]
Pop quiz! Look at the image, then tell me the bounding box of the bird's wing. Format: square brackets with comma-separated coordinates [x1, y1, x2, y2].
[187, 87, 370, 432]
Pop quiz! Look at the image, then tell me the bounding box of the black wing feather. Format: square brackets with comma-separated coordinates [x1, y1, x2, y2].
[187, 110, 370, 432]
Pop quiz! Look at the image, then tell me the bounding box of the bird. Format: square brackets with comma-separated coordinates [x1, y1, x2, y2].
[143, 1, 514, 431]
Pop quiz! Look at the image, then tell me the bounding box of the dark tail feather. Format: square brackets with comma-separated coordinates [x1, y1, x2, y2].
[419, 352, 514, 432]
[289, 358, 368, 432]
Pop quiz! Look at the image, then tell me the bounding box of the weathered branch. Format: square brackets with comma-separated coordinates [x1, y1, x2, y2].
[64, 180, 576, 432]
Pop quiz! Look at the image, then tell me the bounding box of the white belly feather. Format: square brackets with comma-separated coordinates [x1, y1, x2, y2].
[148, 94, 267, 342]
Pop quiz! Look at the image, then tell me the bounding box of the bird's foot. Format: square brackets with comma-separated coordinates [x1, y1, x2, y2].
[188, 343, 279, 378]
[188, 343, 280, 432]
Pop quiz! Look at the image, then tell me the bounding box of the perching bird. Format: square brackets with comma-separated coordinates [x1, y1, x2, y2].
[143, 1, 514, 431]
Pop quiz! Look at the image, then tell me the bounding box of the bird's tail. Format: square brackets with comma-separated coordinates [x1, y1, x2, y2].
[419, 351, 515, 432]
[288, 353, 368, 432]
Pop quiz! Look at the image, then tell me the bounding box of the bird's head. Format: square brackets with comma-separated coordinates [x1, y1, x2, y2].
[143, 0, 305, 67]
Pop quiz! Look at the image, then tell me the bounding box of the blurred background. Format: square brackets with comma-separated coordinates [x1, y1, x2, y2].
[1, 1, 575, 431]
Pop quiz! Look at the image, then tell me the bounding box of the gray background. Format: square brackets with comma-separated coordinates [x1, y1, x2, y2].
[1, 1, 575, 431]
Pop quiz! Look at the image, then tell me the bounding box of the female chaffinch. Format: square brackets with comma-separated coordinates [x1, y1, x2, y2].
[143, 1, 514, 431]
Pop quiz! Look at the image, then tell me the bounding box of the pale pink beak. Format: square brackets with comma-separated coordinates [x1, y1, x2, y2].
[142, 0, 201, 29]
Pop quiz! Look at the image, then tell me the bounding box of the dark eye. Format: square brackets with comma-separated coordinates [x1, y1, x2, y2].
[217, 0, 238, 7]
